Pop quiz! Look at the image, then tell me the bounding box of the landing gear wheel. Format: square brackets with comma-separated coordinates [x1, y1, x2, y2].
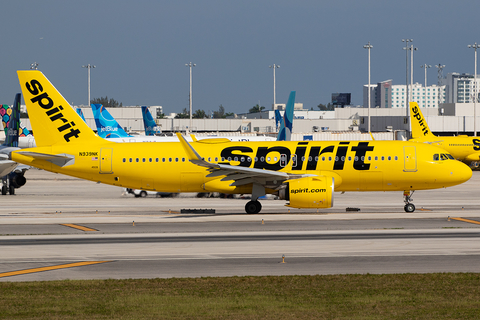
[139, 191, 147, 198]
[8, 185, 15, 195]
[404, 203, 415, 213]
[1, 185, 6, 195]
[245, 200, 262, 214]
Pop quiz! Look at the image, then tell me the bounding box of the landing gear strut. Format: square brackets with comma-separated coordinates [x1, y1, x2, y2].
[403, 190, 415, 213]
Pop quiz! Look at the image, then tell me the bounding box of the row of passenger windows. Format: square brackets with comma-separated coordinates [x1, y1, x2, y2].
[122, 155, 400, 163]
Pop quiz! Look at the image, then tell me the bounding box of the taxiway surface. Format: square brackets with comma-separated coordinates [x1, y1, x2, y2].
[1, 169, 480, 281]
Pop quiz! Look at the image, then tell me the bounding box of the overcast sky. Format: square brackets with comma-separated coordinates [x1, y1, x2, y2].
[1, 0, 480, 115]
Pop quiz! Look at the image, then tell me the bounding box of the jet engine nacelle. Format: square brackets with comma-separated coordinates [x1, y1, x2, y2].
[280, 176, 334, 209]
[9, 172, 26, 188]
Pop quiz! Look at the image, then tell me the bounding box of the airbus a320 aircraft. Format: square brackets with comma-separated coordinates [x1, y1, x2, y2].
[11, 71, 472, 213]
[410, 102, 480, 164]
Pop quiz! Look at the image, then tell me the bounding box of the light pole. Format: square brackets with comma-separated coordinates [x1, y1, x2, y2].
[420, 64, 431, 89]
[185, 62, 196, 132]
[363, 42, 373, 133]
[269, 64, 280, 109]
[30, 62, 39, 70]
[402, 39, 413, 117]
[468, 43, 479, 136]
[82, 64, 95, 106]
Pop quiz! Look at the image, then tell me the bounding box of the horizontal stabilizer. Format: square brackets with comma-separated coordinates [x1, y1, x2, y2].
[16, 151, 75, 167]
[0, 160, 18, 176]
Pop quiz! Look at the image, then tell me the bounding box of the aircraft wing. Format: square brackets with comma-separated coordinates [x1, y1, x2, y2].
[176, 133, 312, 188]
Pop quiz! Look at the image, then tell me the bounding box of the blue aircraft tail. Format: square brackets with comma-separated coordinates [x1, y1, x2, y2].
[276, 91, 295, 141]
[91, 104, 132, 138]
[274, 110, 282, 131]
[3, 93, 21, 147]
[76, 108, 87, 123]
[1, 98, 31, 139]
[141, 106, 161, 136]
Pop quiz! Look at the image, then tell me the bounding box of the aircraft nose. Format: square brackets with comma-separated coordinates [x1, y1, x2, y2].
[450, 161, 472, 185]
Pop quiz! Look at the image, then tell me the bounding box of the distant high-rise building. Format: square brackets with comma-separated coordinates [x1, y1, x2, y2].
[364, 80, 445, 108]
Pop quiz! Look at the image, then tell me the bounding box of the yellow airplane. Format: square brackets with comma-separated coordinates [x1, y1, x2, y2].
[410, 102, 480, 164]
[11, 71, 472, 214]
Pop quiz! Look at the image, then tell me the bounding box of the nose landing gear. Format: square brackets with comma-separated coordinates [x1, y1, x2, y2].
[403, 190, 415, 213]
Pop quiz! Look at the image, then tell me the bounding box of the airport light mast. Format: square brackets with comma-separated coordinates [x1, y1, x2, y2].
[363, 42, 373, 133]
[185, 62, 196, 132]
[30, 62, 38, 70]
[269, 64, 280, 108]
[420, 64, 431, 89]
[468, 43, 479, 136]
[402, 39, 413, 135]
[82, 64, 95, 106]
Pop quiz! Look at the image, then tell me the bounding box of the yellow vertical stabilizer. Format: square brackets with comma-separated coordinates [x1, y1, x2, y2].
[409, 102, 436, 139]
[17, 70, 101, 147]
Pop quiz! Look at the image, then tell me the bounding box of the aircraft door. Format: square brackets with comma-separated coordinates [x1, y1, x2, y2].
[403, 146, 417, 172]
[100, 148, 113, 174]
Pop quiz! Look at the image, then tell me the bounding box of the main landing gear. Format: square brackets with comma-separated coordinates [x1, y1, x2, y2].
[244, 183, 265, 214]
[403, 190, 415, 213]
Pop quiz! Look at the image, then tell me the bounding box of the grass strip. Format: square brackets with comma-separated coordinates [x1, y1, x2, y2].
[1, 273, 480, 319]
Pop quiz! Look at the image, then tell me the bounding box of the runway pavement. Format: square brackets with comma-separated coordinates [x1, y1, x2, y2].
[1, 169, 480, 281]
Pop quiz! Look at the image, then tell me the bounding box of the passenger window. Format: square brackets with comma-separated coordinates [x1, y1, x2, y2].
[348, 156, 352, 161]
[368, 156, 371, 161]
[182, 158, 185, 162]
[315, 156, 318, 161]
[234, 157, 238, 162]
[381, 156, 384, 161]
[260, 156, 265, 162]
[136, 158, 139, 162]
[388, 156, 391, 160]
[129, 158, 132, 162]
[375, 156, 378, 161]
[215, 157, 218, 162]
[162, 158, 165, 162]
[175, 158, 178, 162]
[123, 158, 126, 162]
[149, 158, 152, 162]
[241, 157, 245, 162]
[142, 158, 145, 162]
[328, 157, 332, 161]
[394, 156, 398, 160]
[322, 156, 325, 161]
[208, 157, 211, 162]
[361, 156, 365, 161]
[169, 158, 172, 162]
[156, 158, 159, 162]
[354, 156, 358, 161]
[341, 156, 345, 161]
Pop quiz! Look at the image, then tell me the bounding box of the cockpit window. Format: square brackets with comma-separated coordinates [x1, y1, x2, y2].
[434, 153, 455, 161]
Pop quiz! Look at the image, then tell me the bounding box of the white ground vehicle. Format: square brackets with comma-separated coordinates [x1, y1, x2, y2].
[124, 188, 178, 198]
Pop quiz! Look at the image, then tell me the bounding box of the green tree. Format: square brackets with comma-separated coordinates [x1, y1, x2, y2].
[91, 96, 122, 108]
[193, 109, 207, 119]
[249, 104, 265, 113]
[212, 105, 226, 119]
[175, 108, 190, 119]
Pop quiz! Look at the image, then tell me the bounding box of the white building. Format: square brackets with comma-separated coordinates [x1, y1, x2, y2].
[364, 80, 445, 109]
[442, 73, 480, 104]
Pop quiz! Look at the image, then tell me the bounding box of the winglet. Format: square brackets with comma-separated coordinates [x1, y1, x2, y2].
[176, 132, 202, 161]
[410, 102, 435, 139]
